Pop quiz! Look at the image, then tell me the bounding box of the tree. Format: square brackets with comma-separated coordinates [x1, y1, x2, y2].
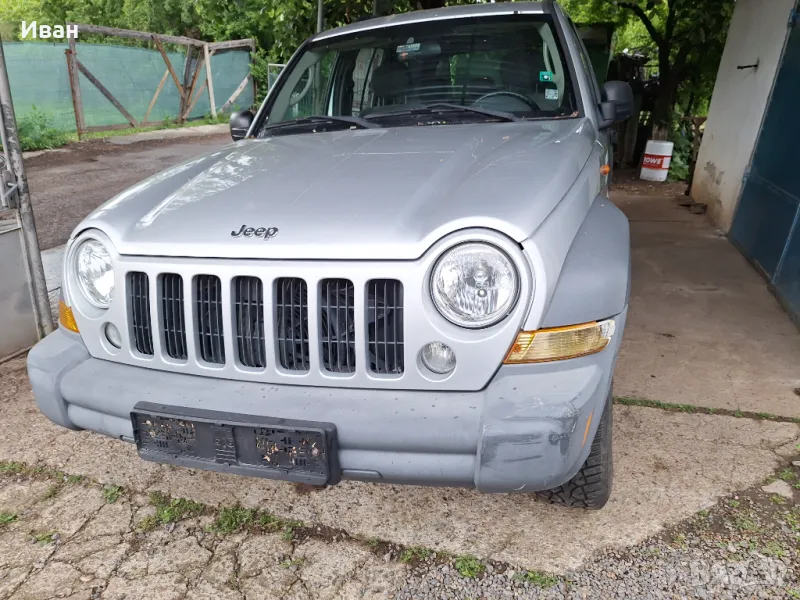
[619, 0, 732, 137]
[564, 0, 732, 138]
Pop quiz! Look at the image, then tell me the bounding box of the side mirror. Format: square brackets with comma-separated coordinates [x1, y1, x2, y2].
[230, 110, 254, 141]
[598, 80, 634, 128]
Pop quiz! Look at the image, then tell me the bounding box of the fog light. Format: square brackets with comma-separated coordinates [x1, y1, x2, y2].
[104, 322, 122, 349]
[420, 341, 456, 375]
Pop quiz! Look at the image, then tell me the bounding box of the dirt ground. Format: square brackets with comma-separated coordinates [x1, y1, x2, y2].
[2, 136, 799, 598]
[26, 133, 230, 251]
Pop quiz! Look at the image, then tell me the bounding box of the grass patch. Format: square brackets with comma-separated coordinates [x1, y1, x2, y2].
[43, 484, 61, 500]
[205, 504, 305, 540]
[671, 533, 688, 549]
[78, 115, 231, 143]
[9, 111, 231, 153]
[400, 547, 433, 563]
[762, 541, 788, 558]
[454, 555, 485, 578]
[769, 494, 787, 506]
[0, 461, 89, 486]
[614, 396, 697, 413]
[0, 461, 26, 474]
[102, 484, 123, 504]
[784, 509, 800, 533]
[734, 516, 758, 532]
[256, 512, 304, 540]
[613, 397, 800, 423]
[0, 512, 18, 527]
[514, 570, 560, 588]
[17, 107, 73, 151]
[139, 491, 205, 531]
[280, 521, 303, 540]
[213, 505, 258, 534]
[31, 530, 58, 544]
[279, 557, 305, 569]
[777, 468, 796, 482]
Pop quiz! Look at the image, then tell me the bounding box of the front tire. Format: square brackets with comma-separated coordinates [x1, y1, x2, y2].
[537, 391, 613, 510]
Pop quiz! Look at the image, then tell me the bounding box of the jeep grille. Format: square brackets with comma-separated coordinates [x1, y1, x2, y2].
[127, 271, 153, 356]
[161, 273, 188, 360]
[275, 277, 310, 371]
[124, 274, 404, 376]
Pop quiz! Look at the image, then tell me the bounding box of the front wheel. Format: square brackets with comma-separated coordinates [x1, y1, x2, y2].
[537, 390, 613, 510]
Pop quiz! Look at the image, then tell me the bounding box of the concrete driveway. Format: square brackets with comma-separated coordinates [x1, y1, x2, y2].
[1, 135, 798, 599]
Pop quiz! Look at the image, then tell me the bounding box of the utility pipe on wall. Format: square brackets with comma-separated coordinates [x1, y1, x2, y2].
[317, 0, 325, 33]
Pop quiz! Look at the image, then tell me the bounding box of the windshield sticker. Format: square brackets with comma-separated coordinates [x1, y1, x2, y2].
[539, 71, 553, 82]
[545, 88, 559, 100]
[396, 43, 421, 54]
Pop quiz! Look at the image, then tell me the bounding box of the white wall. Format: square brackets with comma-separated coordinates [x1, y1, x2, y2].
[691, 0, 795, 231]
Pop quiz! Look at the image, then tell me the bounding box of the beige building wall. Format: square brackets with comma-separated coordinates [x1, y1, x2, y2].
[690, 0, 795, 231]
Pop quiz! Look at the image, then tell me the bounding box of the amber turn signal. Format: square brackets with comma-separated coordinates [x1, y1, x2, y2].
[503, 319, 615, 364]
[59, 300, 80, 333]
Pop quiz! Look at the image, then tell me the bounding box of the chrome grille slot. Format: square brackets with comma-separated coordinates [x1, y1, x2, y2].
[367, 279, 404, 374]
[320, 279, 356, 373]
[160, 273, 187, 360]
[275, 277, 310, 371]
[234, 276, 266, 369]
[196, 274, 225, 365]
[127, 272, 153, 356]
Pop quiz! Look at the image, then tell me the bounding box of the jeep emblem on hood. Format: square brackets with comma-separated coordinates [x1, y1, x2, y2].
[231, 225, 279, 240]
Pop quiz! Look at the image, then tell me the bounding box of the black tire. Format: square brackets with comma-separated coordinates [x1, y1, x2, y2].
[537, 392, 613, 510]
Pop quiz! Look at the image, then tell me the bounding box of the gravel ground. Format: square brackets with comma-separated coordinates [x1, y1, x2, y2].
[393, 465, 800, 600]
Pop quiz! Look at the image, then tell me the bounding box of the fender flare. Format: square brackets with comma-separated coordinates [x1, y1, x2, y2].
[540, 196, 630, 328]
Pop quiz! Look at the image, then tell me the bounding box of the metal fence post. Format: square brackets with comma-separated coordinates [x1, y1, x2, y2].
[0, 37, 55, 337]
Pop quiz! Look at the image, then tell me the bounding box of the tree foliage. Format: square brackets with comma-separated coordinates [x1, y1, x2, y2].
[564, 0, 733, 132]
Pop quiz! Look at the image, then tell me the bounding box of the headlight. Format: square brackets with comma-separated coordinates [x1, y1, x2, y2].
[74, 239, 115, 308]
[431, 242, 519, 328]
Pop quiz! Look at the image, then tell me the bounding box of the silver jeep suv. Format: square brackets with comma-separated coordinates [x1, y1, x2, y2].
[28, 1, 633, 509]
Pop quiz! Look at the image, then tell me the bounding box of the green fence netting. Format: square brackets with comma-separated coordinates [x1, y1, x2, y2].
[4, 41, 254, 131]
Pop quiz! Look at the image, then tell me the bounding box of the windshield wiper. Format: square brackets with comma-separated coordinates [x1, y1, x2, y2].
[261, 115, 380, 133]
[365, 103, 519, 123]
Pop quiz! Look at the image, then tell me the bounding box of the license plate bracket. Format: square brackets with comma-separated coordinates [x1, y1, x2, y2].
[131, 402, 339, 485]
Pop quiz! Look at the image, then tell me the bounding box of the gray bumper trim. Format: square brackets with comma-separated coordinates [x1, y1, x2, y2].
[28, 309, 626, 492]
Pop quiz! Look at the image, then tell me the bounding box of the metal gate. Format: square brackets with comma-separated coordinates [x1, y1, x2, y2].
[729, 14, 800, 326]
[0, 38, 54, 361]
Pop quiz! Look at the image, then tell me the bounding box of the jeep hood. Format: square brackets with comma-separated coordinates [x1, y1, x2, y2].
[82, 119, 595, 260]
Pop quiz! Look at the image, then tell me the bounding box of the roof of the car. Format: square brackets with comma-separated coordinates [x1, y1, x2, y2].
[313, 2, 552, 42]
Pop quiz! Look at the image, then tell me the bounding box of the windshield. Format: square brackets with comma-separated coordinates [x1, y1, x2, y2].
[257, 15, 578, 136]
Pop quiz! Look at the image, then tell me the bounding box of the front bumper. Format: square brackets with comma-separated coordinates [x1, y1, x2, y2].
[27, 309, 626, 492]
